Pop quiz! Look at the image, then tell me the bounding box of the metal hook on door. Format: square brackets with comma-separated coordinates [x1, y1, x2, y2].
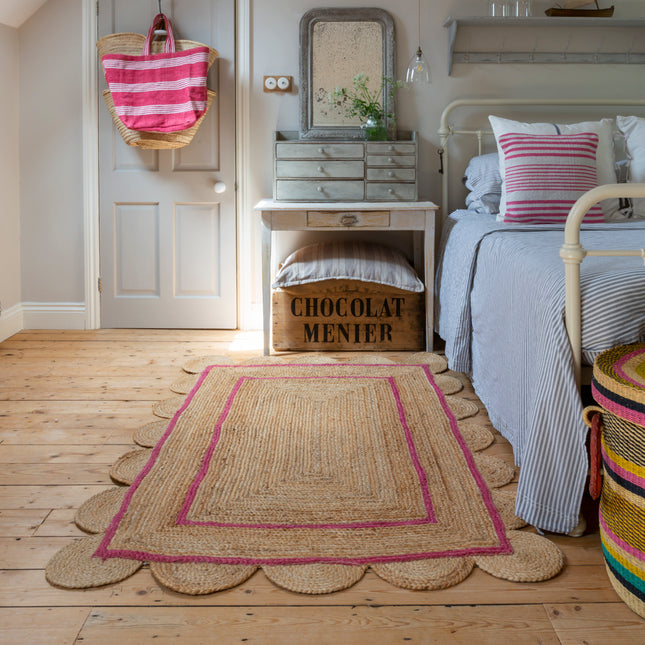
[155, 0, 167, 36]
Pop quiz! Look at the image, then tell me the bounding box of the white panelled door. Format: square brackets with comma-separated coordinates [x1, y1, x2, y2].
[98, 0, 236, 328]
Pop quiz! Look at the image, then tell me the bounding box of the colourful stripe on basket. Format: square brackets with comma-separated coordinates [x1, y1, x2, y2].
[114, 101, 209, 117]
[601, 521, 645, 577]
[107, 77, 208, 94]
[498, 132, 604, 224]
[601, 485, 645, 554]
[602, 512, 645, 618]
[603, 546, 645, 603]
[592, 378, 645, 427]
[614, 347, 645, 390]
[102, 51, 210, 71]
[601, 413, 645, 470]
[600, 509, 645, 564]
[605, 566, 645, 619]
[603, 457, 645, 503]
[602, 438, 645, 496]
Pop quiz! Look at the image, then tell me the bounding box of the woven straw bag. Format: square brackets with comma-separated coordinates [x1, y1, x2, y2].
[97, 17, 218, 149]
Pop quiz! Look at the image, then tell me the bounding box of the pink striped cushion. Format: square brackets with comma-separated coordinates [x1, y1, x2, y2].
[498, 132, 604, 225]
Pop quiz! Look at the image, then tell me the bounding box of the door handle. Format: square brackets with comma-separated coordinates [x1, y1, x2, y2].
[213, 181, 227, 194]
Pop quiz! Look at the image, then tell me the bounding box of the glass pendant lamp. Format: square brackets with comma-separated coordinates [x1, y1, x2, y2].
[406, 0, 431, 85]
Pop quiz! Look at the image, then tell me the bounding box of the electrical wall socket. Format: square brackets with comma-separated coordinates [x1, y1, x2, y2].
[263, 75, 293, 92]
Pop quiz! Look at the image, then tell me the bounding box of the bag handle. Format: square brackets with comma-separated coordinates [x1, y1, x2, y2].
[143, 13, 176, 55]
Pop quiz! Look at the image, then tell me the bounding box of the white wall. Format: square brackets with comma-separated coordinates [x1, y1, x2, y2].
[19, 0, 84, 313]
[9, 0, 645, 335]
[0, 22, 21, 337]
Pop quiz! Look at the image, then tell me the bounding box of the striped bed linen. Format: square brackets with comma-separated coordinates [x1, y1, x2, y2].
[435, 211, 645, 534]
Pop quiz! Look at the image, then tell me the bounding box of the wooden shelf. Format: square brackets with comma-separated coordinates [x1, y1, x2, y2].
[443, 16, 645, 75]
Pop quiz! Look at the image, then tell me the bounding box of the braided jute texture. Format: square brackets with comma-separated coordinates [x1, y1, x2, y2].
[45, 354, 565, 595]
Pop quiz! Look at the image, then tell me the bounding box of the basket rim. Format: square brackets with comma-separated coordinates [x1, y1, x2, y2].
[96, 32, 218, 67]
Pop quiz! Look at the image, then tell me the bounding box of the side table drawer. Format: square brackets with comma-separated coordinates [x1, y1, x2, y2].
[306, 210, 390, 227]
[275, 180, 364, 201]
[366, 183, 417, 201]
[276, 160, 364, 179]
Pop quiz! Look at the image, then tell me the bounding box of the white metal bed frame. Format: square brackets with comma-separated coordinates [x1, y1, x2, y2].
[437, 98, 645, 388]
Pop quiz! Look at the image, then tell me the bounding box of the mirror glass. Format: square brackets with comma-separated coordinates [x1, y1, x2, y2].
[299, 8, 395, 139]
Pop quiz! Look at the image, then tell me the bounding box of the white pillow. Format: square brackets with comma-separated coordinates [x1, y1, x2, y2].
[272, 241, 424, 293]
[489, 115, 618, 221]
[617, 115, 645, 219]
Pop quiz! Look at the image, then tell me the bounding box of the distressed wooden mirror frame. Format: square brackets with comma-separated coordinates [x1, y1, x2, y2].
[299, 7, 395, 139]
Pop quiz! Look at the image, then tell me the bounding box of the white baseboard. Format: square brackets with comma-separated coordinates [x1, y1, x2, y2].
[0, 303, 24, 342]
[20, 302, 87, 331]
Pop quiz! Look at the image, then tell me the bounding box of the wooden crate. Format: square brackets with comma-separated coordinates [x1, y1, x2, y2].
[272, 279, 424, 351]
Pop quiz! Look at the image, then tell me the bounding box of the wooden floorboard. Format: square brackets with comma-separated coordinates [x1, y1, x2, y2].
[1, 329, 644, 643]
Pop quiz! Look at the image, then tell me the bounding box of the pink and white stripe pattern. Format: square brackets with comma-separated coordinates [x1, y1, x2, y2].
[101, 14, 210, 133]
[498, 132, 604, 224]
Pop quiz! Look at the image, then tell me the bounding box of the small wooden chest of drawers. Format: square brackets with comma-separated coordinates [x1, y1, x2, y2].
[273, 131, 418, 202]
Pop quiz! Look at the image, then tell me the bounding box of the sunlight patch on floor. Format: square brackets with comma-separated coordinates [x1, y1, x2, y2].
[229, 330, 264, 353]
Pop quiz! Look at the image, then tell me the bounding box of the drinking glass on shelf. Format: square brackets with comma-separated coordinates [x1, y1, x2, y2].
[514, 0, 533, 16]
[488, 1, 509, 17]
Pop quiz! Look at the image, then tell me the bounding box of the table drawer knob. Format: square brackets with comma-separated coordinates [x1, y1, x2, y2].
[340, 214, 358, 226]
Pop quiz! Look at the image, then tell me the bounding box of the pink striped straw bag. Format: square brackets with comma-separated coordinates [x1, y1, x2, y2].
[101, 13, 212, 133]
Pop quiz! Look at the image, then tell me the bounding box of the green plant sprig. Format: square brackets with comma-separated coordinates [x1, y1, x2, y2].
[330, 73, 404, 124]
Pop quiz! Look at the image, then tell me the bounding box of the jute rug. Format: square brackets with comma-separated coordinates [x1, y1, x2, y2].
[46, 353, 565, 595]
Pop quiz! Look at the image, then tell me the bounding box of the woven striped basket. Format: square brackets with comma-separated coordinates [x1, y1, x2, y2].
[96, 32, 218, 150]
[584, 343, 645, 618]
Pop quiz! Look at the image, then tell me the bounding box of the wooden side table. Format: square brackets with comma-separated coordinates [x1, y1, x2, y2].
[254, 199, 438, 355]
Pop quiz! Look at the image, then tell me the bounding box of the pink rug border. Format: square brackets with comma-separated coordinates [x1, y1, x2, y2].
[95, 363, 512, 565]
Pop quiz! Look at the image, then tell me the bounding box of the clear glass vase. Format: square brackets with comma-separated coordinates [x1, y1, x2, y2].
[362, 116, 388, 141]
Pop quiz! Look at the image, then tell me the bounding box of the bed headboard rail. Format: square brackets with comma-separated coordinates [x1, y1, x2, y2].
[437, 98, 645, 221]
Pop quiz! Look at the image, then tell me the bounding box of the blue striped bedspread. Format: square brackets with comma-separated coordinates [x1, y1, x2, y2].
[435, 211, 645, 533]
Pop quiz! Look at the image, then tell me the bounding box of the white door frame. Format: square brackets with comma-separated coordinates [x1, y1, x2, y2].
[82, 0, 252, 330]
